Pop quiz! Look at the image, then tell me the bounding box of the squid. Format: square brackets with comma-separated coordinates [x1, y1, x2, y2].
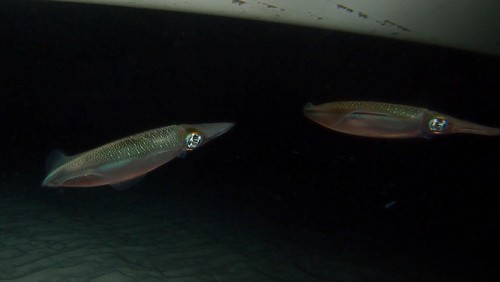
[42, 122, 234, 189]
[304, 101, 500, 138]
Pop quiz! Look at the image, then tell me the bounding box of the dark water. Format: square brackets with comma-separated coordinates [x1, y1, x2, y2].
[1, 1, 499, 281]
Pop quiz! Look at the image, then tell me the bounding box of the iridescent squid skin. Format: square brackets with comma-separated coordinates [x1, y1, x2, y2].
[42, 122, 234, 189]
[304, 101, 500, 139]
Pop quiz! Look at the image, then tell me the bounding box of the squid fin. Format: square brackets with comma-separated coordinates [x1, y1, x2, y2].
[45, 149, 72, 172]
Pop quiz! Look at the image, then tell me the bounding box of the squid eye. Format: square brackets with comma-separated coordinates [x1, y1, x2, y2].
[428, 117, 449, 133]
[186, 132, 203, 149]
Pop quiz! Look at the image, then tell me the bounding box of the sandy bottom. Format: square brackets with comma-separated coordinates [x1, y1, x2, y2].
[0, 174, 466, 282]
